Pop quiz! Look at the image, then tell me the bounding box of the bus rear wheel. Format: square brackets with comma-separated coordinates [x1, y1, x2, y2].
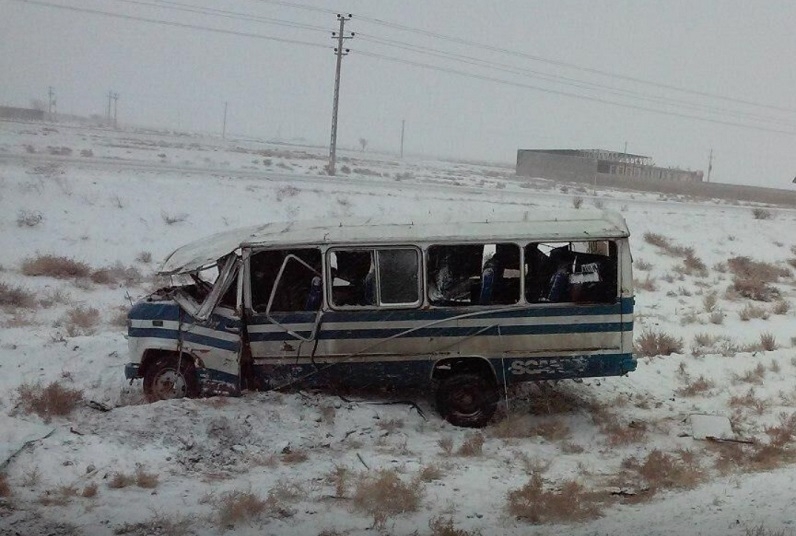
[143, 354, 199, 402]
[436, 373, 498, 428]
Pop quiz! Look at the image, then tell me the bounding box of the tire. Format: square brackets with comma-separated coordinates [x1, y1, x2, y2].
[143, 354, 199, 402]
[435, 373, 498, 428]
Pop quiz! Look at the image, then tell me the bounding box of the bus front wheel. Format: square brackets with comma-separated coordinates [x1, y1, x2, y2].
[143, 354, 199, 402]
[435, 373, 498, 428]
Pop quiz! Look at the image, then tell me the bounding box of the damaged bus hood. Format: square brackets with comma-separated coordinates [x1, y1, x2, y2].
[158, 224, 267, 275]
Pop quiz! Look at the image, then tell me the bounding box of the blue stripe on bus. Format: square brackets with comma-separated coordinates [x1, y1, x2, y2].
[128, 327, 240, 352]
[247, 321, 633, 342]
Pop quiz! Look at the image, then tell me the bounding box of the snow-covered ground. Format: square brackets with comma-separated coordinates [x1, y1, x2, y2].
[0, 120, 795, 536]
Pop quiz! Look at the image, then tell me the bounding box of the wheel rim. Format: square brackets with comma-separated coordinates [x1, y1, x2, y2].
[449, 383, 484, 417]
[152, 369, 187, 399]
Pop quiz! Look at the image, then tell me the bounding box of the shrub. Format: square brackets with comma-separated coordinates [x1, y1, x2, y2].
[214, 490, 268, 527]
[15, 381, 83, 422]
[281, 448, 308, 464]
[572, 196, 583, 209]
[727, 256, 789, 302]
[17, 209, 43, 227]
[752, 208, 773, 220]
[21, 255, 91, 279]
[353, 468, 423, 527]
[634, 276, 657, 292]
[58, 306, 100, 336]
[760, 332, 778, 351]
[89, 263, 142, 286]
[161, 211, 188, 225]
[676, 375, 715, 397]
[623, 449, 704, 492]
[456, 433, 485, 456]
[772, 301, 790, 315]
[136, 251, 152, 264]
[703, 292, 718, 312]
[81, 482, 98, 498]
[506, 473, 601, 523]
[635, 329, 683, 357]
[740, 304, 769, 321]
[429, 516, 482, 536]
[108, 472, 135, 489]
[683, 252, 708, 277]
[635, 259, 652, 271]
[0, 281, 36, 309]
[135, 468, 159, 489]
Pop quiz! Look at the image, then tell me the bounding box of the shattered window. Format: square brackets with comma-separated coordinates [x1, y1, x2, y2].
[329, 247, 420, 308]
[427, 243, 520, 306]
[525, 240, 617, 304]
[249, 248, 322, 312]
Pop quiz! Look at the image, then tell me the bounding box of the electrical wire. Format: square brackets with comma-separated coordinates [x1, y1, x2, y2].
[354, 49, 796, 136]
[12, 0, 330, 49]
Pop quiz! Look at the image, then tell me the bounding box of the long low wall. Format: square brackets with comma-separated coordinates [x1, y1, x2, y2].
[517, 150, 796, 207]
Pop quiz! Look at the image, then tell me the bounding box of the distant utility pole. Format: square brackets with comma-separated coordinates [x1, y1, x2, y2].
[707, 148, 713, 183]
[113, 93, 119, 128]
[400, 119, 405, 159]
[47, 86, 56, 120]
[327, 13, 353, 176]
[222, 101, 228, 140]
[106, 90, 113, 125]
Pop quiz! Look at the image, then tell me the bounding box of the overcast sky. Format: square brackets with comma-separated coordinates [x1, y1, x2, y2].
[3, 0, 796, 188]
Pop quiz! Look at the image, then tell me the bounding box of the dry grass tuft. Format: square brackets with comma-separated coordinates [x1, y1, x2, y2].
[353, 468, 423, 527]
[281, 448, 309, 464]
[0, 473, 11, 497]
[733, 363, 767, 385]
[21, 254, 91, 279]
[417, 464, 445, 482]
[136, 251, 152, 264]
[58, 305, 100, 336]
[682, 252, 708, 277]
[572, 196, 584, 209]
[752, 207, 773, 220]
[90, 263, 142, 286]
[634, 259, 652, 271]
[740, 303, 770, 321]
[429, 516, 483, 536]
[727, 256, 789, 302]
[214, 490, 268, 527]
[107, 472, 135, 489]
[623, 449, 705, 492]
[438, 437, 454, 456]
[506, 473, 602, 523]
[596, 412, 647, 446]
[17, 209, 44, 227]
[38, 484, 79, 506]
[15, 381, 83, 422]
[456, 433, 485, 456]
[760, 332, 778, 351]
[635, 329, 683, 357]
[676, 375, 715, 397]
[0, 281, 36, 310]
[81, 482, 98, 498]
[772, 300, 790, 315]
[376, 418, 404, 433]
[326, 465, 350, 497]
[703, 292, 718, 312]
[135, 468, 159, 489]
[634, 276, 657, 292]
[729, 388, 769, 415]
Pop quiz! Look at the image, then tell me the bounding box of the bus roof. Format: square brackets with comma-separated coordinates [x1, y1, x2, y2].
[159, 209, 630, 275]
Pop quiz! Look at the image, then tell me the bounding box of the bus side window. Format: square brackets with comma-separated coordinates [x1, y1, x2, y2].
[250, 249, 322, 312]
[428, 244, 519, 306]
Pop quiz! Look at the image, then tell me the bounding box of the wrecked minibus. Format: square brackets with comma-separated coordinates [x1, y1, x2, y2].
[125, 209, 636, 427]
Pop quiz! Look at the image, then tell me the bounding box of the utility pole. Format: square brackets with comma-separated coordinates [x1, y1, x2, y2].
[327, 14, 353, 176]
[707, 148, 713, 183]
[47, 86, 55, 120]
[400, 119, 405, 159]
[106, 90, 113, 125]
[222, 101, 228, 140]
[113, 93, 119, 128]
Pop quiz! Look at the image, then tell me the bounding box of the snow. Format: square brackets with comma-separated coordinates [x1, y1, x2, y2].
[1, 120, 795, 535]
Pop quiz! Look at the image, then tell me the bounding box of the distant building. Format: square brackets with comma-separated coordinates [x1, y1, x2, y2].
[516, 149, 703, 184]
[0, 106, 45, 121]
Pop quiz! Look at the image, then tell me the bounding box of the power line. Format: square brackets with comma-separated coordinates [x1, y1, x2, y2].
[12, 0, 329, 49]
[253, 0, 796, 114]
[356, 33, 796, 129]
[354, 50, 796, 137]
